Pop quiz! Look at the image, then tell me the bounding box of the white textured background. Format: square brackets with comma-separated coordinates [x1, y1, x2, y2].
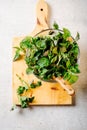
[0, 0, 87, 130]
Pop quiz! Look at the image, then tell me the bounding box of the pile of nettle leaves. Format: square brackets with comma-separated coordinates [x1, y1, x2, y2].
[14, 22, 80, 84]
[13, 22, 80, 109]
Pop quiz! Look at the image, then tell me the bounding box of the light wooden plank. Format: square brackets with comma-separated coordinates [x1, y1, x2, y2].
[12, 0, 73, 105]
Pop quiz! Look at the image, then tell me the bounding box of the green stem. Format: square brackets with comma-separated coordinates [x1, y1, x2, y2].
[16, 74, 29, 87]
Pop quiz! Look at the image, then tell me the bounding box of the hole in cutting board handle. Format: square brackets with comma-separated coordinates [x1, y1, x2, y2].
[40, 8, 43, 11]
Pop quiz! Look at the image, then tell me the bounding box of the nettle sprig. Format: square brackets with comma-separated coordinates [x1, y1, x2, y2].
[13, 22, 80, 84]
[11, 75, 42, 110]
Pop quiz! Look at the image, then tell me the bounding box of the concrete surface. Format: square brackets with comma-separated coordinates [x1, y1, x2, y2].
[0, 0, 87, 130]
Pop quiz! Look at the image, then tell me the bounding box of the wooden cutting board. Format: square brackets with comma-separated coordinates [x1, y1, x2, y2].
[12, 0, 73, 105]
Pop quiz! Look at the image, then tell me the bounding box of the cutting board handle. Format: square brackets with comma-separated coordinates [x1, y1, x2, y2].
[36, 0, 49, 28]
[31, 0, 49, 36]
[54, 77, 75, 95]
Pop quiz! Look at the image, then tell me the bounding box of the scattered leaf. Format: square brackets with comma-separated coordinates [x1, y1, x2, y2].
[53, 22, 59, 30]
[75, 32, 80, 41]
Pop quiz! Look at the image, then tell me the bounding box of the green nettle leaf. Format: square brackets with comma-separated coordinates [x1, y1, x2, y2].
[63, 28, 71, 39]
[53, 22, 59, 30]
[17, 86, 25, 95]
[59, 42, 67, 47]
[73, 46, 79, 55]
[51, 56, 58, 63]
[40, 69, 48, 78]
[60, 47, 67, 52]
[20, 97, 28, 108]
[13, 47, 21, 50]
[68, 75, 79, 84]
[36, 40, 46, 50]
[75, 64, 80, 73]
[64, 72, 71, 81]
[36, 81, 42, 86]
[70, 64, 80, 73]
[13, 50, 21, 61]
[30, 81, 42, 88]
[37, 57, 50, 68]
[75, 32, 80, 41]
[20, 96, 35, 108]
[52, 47, 58, 54]
[28, 96, 35, 103]
[26, 67, 33, 74]
[30, 84, 36, 88]
[20, 36, 32, 49]
[17, 85, 28, 95]
[66, 60, 71, 68]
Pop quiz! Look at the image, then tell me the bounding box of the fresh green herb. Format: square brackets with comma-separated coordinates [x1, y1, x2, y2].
[13, 37, 32, 61]
[75, 32, 80, 41]
[14, 22, 80, 85]
[64, 71, 79, 84]
[19, 96, 35, 108]
[20, 36, 32, 49]
[53, 22, 59, 30]
[17, 86, 28, 95]
[30, 81, 42, 88]
[37, 57, 50, 68]
[63, 28, 71, 39]
[16, 75, 41, 108]
[26, 67, 34, 74]
[13, 47, 21, 61]
[68, 74, 78, 84]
